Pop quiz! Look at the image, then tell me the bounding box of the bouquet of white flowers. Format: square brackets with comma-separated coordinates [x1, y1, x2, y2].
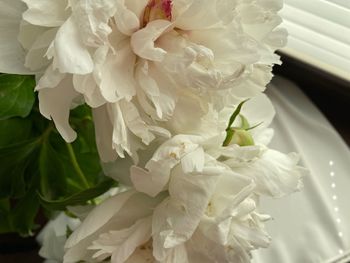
[0, 0, 305, 262]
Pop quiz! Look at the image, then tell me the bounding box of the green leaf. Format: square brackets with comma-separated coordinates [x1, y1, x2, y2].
[222, 129, 234, 147]
[223, 100, 249, 146]
[0, 139, 40, 198]
[0, 74, 35, 120]
[11, 182, 40, 237]
[0, 199, 12, 233]
[225, 99, 249, 132]
[0, 162, 41, 236]
[0, 98, 113, 236]
[246, 121, 263, 131]
[51, 105, 103, 189]
[0, 118, 33, 147]
[39, 178, 117, 211]
[0, 199, 10, 212]
[39, 134, 67, 200]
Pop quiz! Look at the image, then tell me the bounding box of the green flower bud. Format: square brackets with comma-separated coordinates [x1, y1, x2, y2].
[226, 129, 255, 147]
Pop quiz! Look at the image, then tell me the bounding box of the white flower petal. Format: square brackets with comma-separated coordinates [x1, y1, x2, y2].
[53, 17, 94, 74]
[132, 135, 202, 196]
[125, 242, 155, 263]
[242, 93, 275, 127]
[89, 217, 152, 262]
[71, 0, 116, 47]
[37, 213, 80, 263]
[234, 149, 306, 198]
[174, 0, 222, 30]
[0, 0, 33, 74]
[18, 21, 47, 50]
[120, 100, 170, 144]
[131, 20, 173, 62]
[162, 244, 189, 263]
[130, 165, 167, 198]
[168, 94, 208, 134]
[65, 191, 164, 263]
[216, 145, 265, 167]
[35, 64, 66, 91]
[124, 0, 149, 21]
[114, 0, 141, 36]
[38, 76, 79, 142]
[99, 43, 136, 102]
[92, 106, 118, 162]
[65, 191, 136, 250]
[24, 28, 57, 71]
[181, 147, 205, 174]
[73, 74, 106, 108]
[153, 162, 223, 260]
[111, 102, 131, 157]
[22, 0, 69, 27]
[136, 61, 176, 120]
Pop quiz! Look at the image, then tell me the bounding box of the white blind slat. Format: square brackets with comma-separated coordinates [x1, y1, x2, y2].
[280, 0, 350, 82]
[324, 0, 350, 10]
[287, 36, 350, 71]
[281, 5, 350, 45]
[285, 0, 350, 28]
[283, 20, 350, 60]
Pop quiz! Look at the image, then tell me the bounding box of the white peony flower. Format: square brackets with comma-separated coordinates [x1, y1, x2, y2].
[0, 0, 286, 161]
[64, 159, 271, 263]
[149, 154, 271, 263]
[0, 1, 303, 262]
[108, 94, 304, 198]
[65, 97, 303, 262]
[64, 190, 164, 263]
[185, 175, 271, 263]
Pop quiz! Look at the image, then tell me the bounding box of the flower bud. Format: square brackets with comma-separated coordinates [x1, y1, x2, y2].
[230, 129, 255, 147]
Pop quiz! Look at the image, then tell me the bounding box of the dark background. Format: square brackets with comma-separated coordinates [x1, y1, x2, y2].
[0, 54, 349, 262]
[274, 52, 350, 146]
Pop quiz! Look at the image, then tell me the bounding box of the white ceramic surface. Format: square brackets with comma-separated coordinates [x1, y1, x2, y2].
[252, 76, 350, 263]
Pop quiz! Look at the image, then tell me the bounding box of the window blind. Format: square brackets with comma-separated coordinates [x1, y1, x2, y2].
[280, 0, 350, 82]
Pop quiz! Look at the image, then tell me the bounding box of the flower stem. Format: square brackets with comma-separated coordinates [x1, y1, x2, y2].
[66, 143, 90, 189]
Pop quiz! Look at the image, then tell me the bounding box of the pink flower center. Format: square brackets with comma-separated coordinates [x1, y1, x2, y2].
[143, 0, 172, 27]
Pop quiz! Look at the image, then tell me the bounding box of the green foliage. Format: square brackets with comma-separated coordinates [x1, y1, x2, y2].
[39, 178, 117, 211]
[0, 74, 113, 237]
[0, 74, 35, 120]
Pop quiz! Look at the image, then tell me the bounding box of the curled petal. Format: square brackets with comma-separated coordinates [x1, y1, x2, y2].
[131, 20, 173, 61]
[115, 0, 141, 35]
[38, 76, 79, 142]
